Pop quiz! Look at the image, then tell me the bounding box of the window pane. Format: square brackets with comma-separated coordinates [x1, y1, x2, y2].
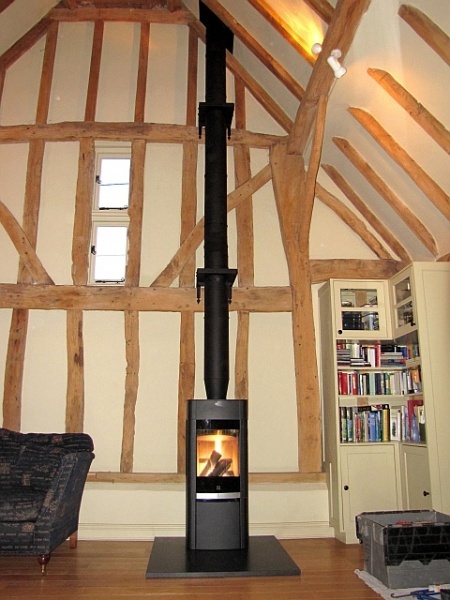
[97, 158, 130, 209]
[94, 226, 127, 282]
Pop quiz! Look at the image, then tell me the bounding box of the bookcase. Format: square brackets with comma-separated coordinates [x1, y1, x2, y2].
[319, 264, 450, 543]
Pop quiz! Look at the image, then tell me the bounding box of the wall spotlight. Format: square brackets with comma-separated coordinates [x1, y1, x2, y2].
[327, 49, 347, 79]
[311, 44, 347, 78]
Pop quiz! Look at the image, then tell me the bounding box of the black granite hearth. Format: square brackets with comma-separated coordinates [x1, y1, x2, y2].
[146, 535, 301, 579]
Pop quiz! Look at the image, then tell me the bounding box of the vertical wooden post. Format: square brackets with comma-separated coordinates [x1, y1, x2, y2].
[177, 28, 198, 473]
[233, 76, 254, 400]
[270, 142, 321, 473]
[2, 24, 58, 430]
[66, 21, 104, 433]
[120, 22, 149, 472]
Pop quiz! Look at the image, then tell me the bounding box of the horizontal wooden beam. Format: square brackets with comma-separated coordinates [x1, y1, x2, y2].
[0, 284, 292, 312]
[0, 261, 400, 311]
[309, 258, 400, 281]
[0, 121, 283, 148]
[48, 7, 194, 24]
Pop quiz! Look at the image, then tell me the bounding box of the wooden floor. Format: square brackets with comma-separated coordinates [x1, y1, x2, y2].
[0, 538, 381, 599]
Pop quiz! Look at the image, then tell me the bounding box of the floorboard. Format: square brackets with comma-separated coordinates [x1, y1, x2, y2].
[0, 538, 381, 599]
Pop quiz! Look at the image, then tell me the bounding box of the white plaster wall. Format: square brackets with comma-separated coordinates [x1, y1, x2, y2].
[79, 482, 332, 541]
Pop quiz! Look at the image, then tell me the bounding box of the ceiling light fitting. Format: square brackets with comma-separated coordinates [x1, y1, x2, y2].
[311, 44, 347, 79]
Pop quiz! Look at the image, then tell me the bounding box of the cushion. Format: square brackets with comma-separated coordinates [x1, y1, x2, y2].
[0, 489, 46, 523]
[14, 445, 62, 492]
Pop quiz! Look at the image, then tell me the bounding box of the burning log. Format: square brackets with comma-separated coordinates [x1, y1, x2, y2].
[200, 449, 233, 476]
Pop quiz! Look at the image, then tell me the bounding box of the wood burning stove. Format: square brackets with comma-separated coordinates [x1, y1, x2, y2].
[147, 3, 299, 577]
[185, 3, 249, 552]
[186, 399, 248, 550]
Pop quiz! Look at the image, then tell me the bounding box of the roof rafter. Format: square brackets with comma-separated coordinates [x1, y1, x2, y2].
[287, 0, 370, 155]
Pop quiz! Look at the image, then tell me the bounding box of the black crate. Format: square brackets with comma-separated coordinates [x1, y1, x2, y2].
[356, 510, 450, 589]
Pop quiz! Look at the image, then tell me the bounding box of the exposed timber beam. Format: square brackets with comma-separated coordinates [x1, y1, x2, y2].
[288, 0, 370, 155]
[188, 18, 293, 132]
[0, 17, 51, 71]
[0, 200, 54, 284]
[0, 0, 14, 14]
[151, 163, 272, 287]
[245, 0, 314, 65]
[315, 183, 393, 260]
[399, 4, 450, 67]
[0, 121, 283, 148]
[48, 7, 194, 24]
[302, 0, 334, 24]
[321, 163, 411, 264]
[201, 0, 304, 101]
[348, 108, 450, 222]
[333, 137, 438, 256]
[368, 68, 450, 155]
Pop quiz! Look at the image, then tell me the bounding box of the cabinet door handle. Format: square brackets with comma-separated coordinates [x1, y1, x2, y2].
[343, 485, 349, 491]
[338, 330, 343, 335]
[423, 491, 430, 497]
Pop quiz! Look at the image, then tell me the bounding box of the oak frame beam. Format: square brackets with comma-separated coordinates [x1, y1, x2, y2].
[321, 163, 411, 264]
[244, 0, 315, 65]
[48, 7, 194, 24]
[333, 136, 438, 256]
[287, 0, 370, 155]
[368, 69, 450, 155]
[0, 121, 283, 148]
[399, 4, 450, 67]
[201, 0, 305, 101]
[348, 108, 450, 222]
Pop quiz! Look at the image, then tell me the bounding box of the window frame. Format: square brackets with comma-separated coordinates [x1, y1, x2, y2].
[88, 144, 131, 286]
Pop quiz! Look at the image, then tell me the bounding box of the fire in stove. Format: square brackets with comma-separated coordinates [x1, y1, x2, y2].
[197, 430, 239, 477]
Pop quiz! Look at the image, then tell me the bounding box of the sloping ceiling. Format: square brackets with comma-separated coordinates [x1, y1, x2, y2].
[1, 0, 448, 262]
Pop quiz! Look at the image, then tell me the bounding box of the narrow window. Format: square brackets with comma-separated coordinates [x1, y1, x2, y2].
[89, 145, 131, 285]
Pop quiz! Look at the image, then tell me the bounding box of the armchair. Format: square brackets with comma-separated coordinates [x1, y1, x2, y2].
[0, 427, 94, 572]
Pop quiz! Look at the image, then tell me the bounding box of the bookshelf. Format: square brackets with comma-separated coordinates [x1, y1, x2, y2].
[319, 264, 450, 543]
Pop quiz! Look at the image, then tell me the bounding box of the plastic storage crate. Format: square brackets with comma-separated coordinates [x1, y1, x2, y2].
[356, 510, 450, 589]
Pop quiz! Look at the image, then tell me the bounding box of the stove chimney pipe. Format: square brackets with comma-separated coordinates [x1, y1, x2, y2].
[197, 3, 236, 400]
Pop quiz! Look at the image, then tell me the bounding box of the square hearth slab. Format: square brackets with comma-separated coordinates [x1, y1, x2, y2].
[146, 535, 301, 578]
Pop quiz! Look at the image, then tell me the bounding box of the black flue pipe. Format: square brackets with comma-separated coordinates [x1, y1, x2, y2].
[197, 3, 236, 400]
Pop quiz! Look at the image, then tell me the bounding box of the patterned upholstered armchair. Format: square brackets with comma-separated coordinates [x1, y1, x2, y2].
[0, 428, 94, 573]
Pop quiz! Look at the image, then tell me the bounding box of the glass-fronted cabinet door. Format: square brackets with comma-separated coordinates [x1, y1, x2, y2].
[332, 280, 391, 339]
[390, 269, 417, 337]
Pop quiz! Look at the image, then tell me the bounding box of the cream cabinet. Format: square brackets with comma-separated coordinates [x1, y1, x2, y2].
[319, 265, 450, 543]
[400, 444, 432, 510]
[339, 444, 401, 543]
[398, 263, 450, 515]
[332, 280, 391, 339]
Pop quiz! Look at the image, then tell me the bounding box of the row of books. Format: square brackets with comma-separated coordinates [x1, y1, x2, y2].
[339, 399, 425, 443]
[338, 366, 422, 396]
[337, 342, 420, 368]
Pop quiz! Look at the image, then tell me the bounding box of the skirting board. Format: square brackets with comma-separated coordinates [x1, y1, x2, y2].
[78, 521, 333, 541]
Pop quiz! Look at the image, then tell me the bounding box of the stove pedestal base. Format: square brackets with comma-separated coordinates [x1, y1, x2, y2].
[145, 535, 300, 579]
